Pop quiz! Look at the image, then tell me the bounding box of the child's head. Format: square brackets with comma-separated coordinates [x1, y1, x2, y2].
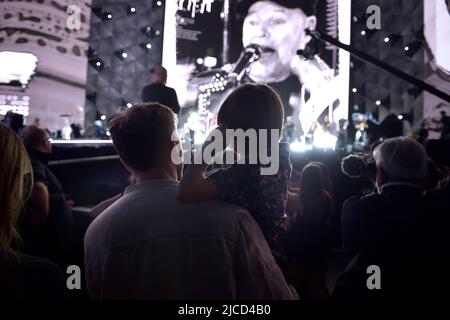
[218, 83, 284, 132]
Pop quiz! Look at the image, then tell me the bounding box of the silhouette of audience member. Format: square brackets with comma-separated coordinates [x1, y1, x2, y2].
[288, 163, 332, 300]
[334, 137, 444, 299]
[19, 125, 73, 266]
[84, 103, 296, 299]
[142, 66, 180, 114]
[0, 123, 65, 299]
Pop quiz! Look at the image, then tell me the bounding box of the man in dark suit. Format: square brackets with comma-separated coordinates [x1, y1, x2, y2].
[142, 66, 180, 114]
[336, 137, 449, 299]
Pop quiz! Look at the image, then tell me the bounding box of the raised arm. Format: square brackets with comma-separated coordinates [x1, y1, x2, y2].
[177, 162, 218, 203]
[177, 127, 226, 203]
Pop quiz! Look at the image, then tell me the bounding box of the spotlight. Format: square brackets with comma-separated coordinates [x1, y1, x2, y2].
[153, 0, 164, 9]
[360, 28, 376, 39]
[102, 11, 113, 21]
[126, 103, 133, 108]
[89, 57, 105, 71]
[384, 34, 402, 47]
[204, 56, 217, 68]
[375, 100, 381, 106]
[397, 115, 403, 120]
[352, 88, 358, 93]
[100, 114, 106, 121]
[139, 42, 152, 50]
[127, 5, 136, 15]
[114, 49, 129, 61]
[141, 25, 159, 38]
[403, 40, 422, 57]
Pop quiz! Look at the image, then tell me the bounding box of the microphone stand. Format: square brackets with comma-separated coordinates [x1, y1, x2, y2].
[304, 29, 450, 103]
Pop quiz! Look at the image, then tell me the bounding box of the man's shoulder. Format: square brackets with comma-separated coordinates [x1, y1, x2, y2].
[85, 186, 256, 247]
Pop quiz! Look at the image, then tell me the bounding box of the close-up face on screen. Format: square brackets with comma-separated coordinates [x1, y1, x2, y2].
[0, 0, 450, 310]
[163, 0, 350, 149]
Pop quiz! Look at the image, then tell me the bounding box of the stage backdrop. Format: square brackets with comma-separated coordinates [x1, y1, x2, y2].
[423, 0, 450, 138]
[163, 0, 350, 144]
[0, 0, 91, 133]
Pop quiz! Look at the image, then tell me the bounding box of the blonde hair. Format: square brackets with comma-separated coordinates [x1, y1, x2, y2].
[0, 123, 33, 279]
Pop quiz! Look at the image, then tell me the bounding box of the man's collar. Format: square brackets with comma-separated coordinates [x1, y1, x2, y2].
[379, 182, 422, 193]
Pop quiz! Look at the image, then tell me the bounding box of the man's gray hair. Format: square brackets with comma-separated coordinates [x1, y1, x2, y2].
[373, 137, 428, 180]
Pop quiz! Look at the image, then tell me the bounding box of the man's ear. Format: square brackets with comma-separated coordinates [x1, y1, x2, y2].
[302, 16, 317, 46]
[376, 167, 388, 187]
[119, 158, 135, 175]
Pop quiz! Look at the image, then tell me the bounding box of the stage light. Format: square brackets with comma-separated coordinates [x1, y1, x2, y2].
[89, 58, 105, 71]
[352, 88, 358, 93]
[139, 42, 152, 51]
[127, 5, 136, 15]
[153, 0, 164, 9]
[290, 141, 313, 153]
[106, 131, 111, 137]
[375, 100, 381, 106]
[361, 30, 366, 35]
[403, 40, 422, 57]
[397, 115, 403, 120]
[127, 103, 132, 108]
[100, 114, 106, 121]
[204, 56, 217, 68]
[384, 37, 390, 43]
[114, 49, 128, 61]
[196, 58, 204, 65]
[141, 25, 160, 38]
[102, 11, 113, 21]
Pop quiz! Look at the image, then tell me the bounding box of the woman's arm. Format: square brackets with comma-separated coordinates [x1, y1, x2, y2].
[177, 162, 218, 202]
[177, 126, 227, 202]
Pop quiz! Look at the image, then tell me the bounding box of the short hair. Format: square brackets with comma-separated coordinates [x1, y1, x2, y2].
[20, 125, 48, 149]
[109, 103, 176, 171]
[153, 65, 167, 83]
[217, 83, 284, 132]
[373, 137, 428, 181]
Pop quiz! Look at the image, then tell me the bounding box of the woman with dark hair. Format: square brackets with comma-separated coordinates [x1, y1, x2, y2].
[178, 83, 292, 272]
[288, 162, 332, 300]
[0, 123, 65, 299]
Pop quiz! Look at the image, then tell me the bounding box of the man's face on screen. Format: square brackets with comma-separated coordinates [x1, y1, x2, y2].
[242, 1, 316, 82]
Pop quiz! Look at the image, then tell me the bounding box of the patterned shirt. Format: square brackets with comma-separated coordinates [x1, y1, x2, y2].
[207, 143, 292, 247]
